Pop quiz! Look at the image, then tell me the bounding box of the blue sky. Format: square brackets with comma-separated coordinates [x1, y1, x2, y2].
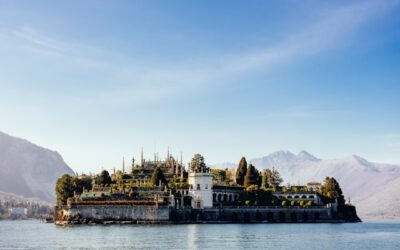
[0, 0, 399, 173]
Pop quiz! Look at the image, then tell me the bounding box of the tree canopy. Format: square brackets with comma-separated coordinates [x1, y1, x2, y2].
[212, 169, 227, 183]
[55, 174, 73, 207]
[244, 164, 260, 187]
[151, 167, 167, 186]
[322, 177, 345, 205]
[235, 157, 247, 186]
[263, 167, 283, 187]
[71, 175, 92, 194]
[190, 154, 208, 173]
[96, 170, 112, 186]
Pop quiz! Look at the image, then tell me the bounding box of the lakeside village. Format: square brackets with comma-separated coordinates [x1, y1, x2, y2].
[0, 197, 52, 220]
[55, 151, 361, 224]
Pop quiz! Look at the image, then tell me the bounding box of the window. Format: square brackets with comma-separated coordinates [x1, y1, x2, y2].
[190, 185, 193, 190]
[205, 184, 208, 189]
[197, 184, 201, 190]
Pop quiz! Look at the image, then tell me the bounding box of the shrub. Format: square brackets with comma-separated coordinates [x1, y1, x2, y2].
[281, 200, 287, 206]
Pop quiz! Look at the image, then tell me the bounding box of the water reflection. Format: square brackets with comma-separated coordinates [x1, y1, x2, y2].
[0, 220, 399, 249]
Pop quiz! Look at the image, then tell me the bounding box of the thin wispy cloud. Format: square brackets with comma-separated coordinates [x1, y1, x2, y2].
[1, 0, 398, 106]
[225, 0, 399, 73]
[12, 26, 71, 53]
[91, 0, 399, 106]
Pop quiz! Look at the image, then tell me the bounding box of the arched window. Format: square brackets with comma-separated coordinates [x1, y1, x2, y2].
[294, 196, 299, 199]
[279, 211, 285, 222]
[232, 212, 238, 222]
[290, 212, 297, 222]
[223, 194, 227, 202]
[287, 196, 292, 199]
[267, 212, 274, 222]
[197, 184, 201, 190]
[301, 195, 307, 199]
[309, 195, 314, 199]
[218, 194, 222, 202]
[256, 211, 262, 222]
[302, 212, 308, 221]
[213, 193, 216, 202]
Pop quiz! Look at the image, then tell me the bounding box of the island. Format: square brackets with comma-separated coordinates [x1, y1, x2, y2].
[54, 152, 361, 224]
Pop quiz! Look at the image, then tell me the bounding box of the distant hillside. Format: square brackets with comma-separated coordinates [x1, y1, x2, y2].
[213, 150, 400, 218]
[0, 191, 52, 206]
[209, 162, 237, 169]
[0, 131, 74, 202]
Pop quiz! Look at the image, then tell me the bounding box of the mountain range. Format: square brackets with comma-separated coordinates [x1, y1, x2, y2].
[214, 150, 400, 218]
[1, 130, 399, 218]
[0, 131, 74, 202]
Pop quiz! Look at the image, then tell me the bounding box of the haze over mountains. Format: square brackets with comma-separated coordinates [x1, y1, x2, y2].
[215, 150, 400, 218]
[0, 131, 74, 202]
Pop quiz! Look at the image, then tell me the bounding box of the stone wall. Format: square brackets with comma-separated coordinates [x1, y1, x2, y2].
[65, 205, 170, 222]
[59, 205, 360, 224]
[170, 207, 341, 223]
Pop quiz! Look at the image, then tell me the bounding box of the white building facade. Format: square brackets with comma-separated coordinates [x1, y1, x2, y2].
[188, 172, 213, 208]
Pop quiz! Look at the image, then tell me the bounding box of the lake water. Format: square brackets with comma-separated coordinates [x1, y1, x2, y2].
[0, 220, 399, 249]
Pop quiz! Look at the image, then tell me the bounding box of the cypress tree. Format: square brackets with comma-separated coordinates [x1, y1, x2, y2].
[244, 164, 260, 187]
[235, 157, 247, 185]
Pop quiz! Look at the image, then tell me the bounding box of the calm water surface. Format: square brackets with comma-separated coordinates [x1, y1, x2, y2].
[0, 220, 399, 249]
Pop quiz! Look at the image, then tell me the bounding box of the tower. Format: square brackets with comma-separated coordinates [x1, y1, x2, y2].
[188, 155, 213, 208]
[141, 147, 144, 166]
[122, 157, 125, 174]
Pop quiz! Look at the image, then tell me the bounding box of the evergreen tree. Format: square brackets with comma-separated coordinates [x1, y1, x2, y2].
[190, 154, 208, 172]
[96, 170, 112, 186]
[244, 164, 260, 187]
[55, 174, 73, 207]
[151, 167, 167, 186]
[71, 175, 92, 194]
[322, 177, 345, 205]
[235, 157, 247, 185]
